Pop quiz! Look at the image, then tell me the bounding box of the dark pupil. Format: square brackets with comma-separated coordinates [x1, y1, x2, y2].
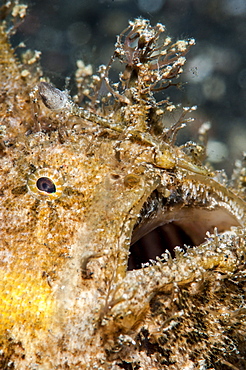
[36, 177, 56, 193]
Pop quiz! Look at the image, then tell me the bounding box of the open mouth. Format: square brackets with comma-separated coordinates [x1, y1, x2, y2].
[128, 186, 242, 270]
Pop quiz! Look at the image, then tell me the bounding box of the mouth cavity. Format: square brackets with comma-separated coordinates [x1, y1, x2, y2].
[128, 189, 241, 271]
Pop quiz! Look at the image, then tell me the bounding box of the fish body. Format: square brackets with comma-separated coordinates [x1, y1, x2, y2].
[0, 8, 246, 370]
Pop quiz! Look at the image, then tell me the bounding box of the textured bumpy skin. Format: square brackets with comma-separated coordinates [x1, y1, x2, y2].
[0, 4, 246, 370]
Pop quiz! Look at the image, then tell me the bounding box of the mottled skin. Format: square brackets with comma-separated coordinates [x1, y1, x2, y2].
[0, 7, 246, 370]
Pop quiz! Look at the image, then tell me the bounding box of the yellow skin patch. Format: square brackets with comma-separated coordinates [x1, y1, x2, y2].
[0, 270, 54, 333]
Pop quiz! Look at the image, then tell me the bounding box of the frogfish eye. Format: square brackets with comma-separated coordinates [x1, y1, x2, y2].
[27, 168, 63, 200]
[36, 177, 56, 193]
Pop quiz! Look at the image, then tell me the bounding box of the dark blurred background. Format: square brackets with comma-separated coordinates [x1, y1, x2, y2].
[10, 0, 246, 174]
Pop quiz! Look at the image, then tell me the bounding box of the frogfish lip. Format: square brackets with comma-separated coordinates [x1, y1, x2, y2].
[128, 180, 244, 271]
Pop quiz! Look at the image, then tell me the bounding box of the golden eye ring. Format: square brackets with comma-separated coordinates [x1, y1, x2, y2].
[27, 168, 64, 200]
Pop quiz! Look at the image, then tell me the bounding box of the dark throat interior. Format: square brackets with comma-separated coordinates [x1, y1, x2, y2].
[127, 190, 241, 271]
